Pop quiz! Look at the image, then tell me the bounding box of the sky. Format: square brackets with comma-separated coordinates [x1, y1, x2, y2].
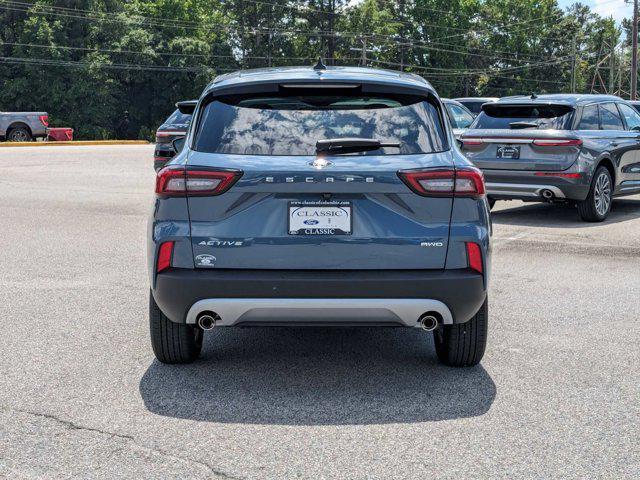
[346, 0, 633, 24]
[558, 0, 632, 23]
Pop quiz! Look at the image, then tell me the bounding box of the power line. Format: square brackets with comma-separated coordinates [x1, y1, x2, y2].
[0, 53, 363, 71]
[0, 55, 210, 72]
[0, 41, 358, 62]
[1, 0, 590, 69]
[0, 1, 581, 63]
[424, 0, 621, 42]
[368, 57, 581, 85]
[1, 39, 578, 78]
[0, 0, 620, 91]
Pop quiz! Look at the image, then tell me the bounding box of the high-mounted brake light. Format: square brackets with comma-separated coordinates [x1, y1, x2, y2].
[466, 242, 483, 274]
[532, 138, 582, 147]
[398, 167, 485, 197]
[155, 167, 242, 196]
[157, 241, 174, 273]
[39, 115, 49, 127]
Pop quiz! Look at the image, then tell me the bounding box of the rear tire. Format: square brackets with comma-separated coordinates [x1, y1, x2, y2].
[7, 127, 32, 142]
[149, 291, 203, 364]
[577, 167, 612, 222]
[488, 198, 496, 210]
[434, 298, 488, 367]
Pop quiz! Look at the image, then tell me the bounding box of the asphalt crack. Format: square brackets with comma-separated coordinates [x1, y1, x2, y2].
[14, 408, 134, 441]
[4, 406, 242, 480]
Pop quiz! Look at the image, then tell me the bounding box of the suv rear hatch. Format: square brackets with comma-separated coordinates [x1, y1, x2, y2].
[461, 102, 581, 171]
[168, 89, 473, 270]
[155, 108, 191, 157]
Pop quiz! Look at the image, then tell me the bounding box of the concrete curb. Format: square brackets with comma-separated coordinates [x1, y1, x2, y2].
[0, 140, 149, 147]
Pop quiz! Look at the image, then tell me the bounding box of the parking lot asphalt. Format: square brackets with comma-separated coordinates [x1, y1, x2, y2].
[0, 145, 638, 479]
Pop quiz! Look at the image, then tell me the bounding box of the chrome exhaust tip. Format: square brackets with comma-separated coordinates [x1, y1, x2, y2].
[197, 312, 218, 330]
[541, 189, 554, 200]
[419, 314, 439, 332]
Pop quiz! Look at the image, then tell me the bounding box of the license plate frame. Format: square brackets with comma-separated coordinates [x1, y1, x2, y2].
[288, 201, 352, 236]
[496, 145, 521, 159]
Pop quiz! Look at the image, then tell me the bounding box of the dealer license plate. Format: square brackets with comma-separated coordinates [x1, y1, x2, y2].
[288, 201, 352, 235]
[497, 145, 521, 159]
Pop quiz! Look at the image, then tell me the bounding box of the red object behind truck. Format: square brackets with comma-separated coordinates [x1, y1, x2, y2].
[47, 128, 74, 142]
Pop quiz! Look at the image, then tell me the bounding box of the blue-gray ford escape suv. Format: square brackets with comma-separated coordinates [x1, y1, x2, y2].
[148, 65, 491, 367]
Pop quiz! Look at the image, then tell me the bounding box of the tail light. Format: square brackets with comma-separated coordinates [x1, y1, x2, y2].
[39, 115, 49, 127]
[398, 167, 485, 197]
[461, 137, 581, 147]
[157, 241, 174, 273]
[532, 138, 582, 147]
[156, 130, 187, 138]
[156, 167, 242, 196]
[466, 242, 483, 274]
[461, 138, 484, 147]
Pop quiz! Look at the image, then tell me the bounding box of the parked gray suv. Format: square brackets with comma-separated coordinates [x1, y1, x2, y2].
[460, 94, 640, 221]
[148, 65, 491, 367]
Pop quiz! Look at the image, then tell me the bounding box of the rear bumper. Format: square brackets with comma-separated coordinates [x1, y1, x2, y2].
[152, 269, 487, 326]
[484, 169, 590, 201]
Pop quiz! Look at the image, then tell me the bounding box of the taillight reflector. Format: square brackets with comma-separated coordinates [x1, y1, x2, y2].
[39, 115, 49, 127]
[398, 167, 485, 197]
[155, 167, 242, 196]
[157, 241, 174, 273]
[156, 130, 187, 137]
[466, 242, 483, 274]
[534, 172, 582, 178]
[461, 138, 484, 147]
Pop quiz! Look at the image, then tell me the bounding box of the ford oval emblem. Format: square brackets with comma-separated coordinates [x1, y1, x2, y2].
[304, 219, 320, 225]
[310, 158, 332, 169]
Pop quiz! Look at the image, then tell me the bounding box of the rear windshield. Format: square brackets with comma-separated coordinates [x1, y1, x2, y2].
[165, 109, 192, 125]
[473, 104, 574, 130]
[459, 101, 486, 115]
[193, 93, 448, 155]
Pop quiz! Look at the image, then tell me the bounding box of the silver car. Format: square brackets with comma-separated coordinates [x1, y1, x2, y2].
[453, 97, 499, 115]
[442, 99, 475, 139]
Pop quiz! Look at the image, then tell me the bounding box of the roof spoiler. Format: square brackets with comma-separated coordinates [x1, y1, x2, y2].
[481, 102, 574, 114]
[176, 100, 197, 115]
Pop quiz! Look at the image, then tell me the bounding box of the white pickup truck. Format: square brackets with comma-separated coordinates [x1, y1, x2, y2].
[0, 111, 49, 141]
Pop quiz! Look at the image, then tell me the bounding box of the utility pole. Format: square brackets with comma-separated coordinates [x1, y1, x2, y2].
[327, 0, 336, 66]
[571, 35, 577, 93]
[350, 37, 373, 67]
[632, 0, 638, 99]
[619, 45, 624, 95]
[399, 0, 406, 71]
[267, 3, 272, 68]
[610, 32, 616, 93]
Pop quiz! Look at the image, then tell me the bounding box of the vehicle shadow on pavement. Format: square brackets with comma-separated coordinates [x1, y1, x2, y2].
[139, 327, 495, 425]
[491, 198, 640, 228]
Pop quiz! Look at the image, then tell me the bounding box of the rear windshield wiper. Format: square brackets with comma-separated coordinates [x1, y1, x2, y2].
[509, 121, 539, 129]
[316, 138, 401, 155]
